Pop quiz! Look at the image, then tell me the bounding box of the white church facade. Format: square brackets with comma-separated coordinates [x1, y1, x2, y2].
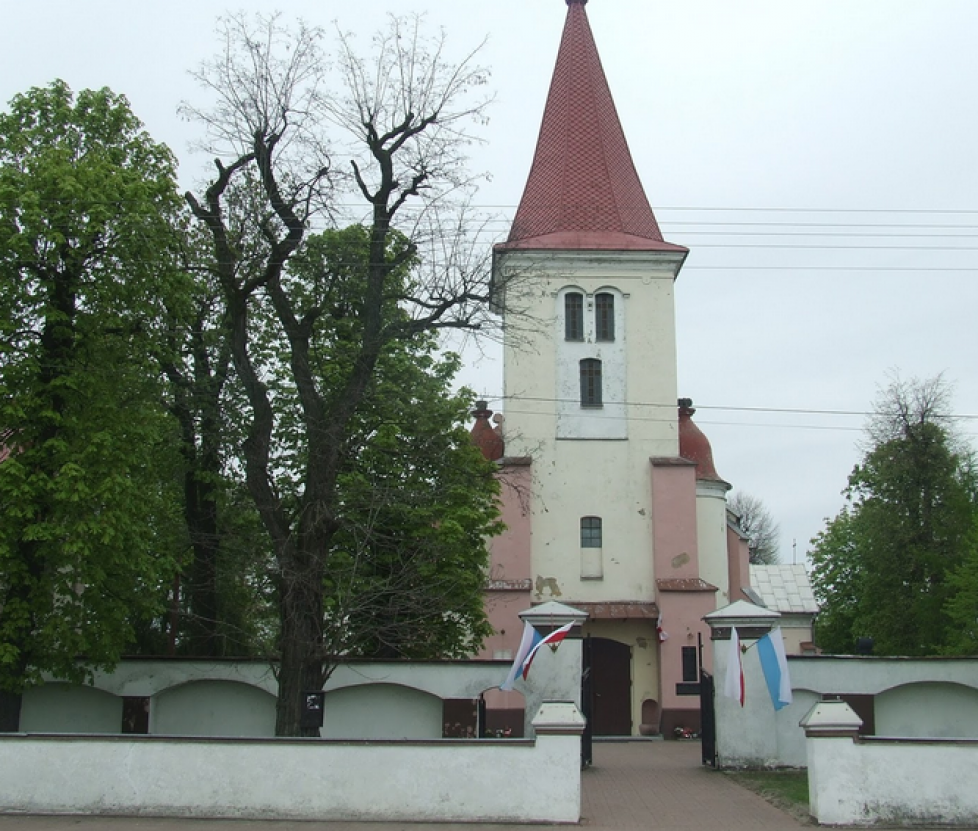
[472, 0, 752, 737]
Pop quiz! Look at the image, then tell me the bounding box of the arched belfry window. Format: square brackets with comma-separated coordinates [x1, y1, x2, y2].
[580, 358, 602, 408]
[595, 292, 615, 341]
[565, 292, 584, 341]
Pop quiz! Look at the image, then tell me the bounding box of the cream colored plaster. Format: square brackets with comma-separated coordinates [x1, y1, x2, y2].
[496, 249, 688, 737]
[530, 439, 658, 604]
[696, 483, 731, 602]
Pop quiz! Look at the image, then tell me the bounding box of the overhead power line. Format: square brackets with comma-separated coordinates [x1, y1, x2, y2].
[473, 394, 978, 421]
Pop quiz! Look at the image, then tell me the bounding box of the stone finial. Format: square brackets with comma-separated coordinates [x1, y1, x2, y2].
[678, 397, 726, 483]
[470, 400, 504, 461]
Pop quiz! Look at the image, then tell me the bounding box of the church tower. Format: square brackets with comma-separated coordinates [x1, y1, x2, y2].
[484, 0, 745, 737]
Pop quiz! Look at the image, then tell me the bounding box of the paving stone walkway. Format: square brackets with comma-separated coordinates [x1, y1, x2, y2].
[0, 740, 807, 830]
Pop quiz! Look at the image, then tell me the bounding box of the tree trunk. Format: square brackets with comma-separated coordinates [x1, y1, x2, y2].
[184, 467, 222, 656]
[275, 550, 326, 737]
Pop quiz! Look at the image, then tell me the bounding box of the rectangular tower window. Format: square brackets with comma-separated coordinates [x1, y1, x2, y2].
[682, 646, 698, 683]
[565, 292, 584, 341]
[580, 516, 603, 548]
[580, 358, 602, 408]
[595, 292, 615, 341]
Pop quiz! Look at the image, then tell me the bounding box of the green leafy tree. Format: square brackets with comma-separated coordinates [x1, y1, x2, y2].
[944, 532, 978, 654]
[153, 224, 276, 659]
[290, 228, 499, 661]
[183, 14, 496, 736]
[0, 82, 185, 728]
[808, 508, 862, 652]
[810, 376, 978, 655]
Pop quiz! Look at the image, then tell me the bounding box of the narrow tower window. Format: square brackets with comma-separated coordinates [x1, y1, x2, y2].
[682, 646, 698, 683]
[565, 292, 584, 341]
[580, 358, 602, 408]
[580, 516, 603, 548]
[595, 292, 615, 341]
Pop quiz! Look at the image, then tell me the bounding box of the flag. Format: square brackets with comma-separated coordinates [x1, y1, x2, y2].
[656, 612, 669, 643]
[499, 621, 540, 691]
[723, 626, 745, 707]
[756, 627, 793, 710]
[520, 622, 575, 682]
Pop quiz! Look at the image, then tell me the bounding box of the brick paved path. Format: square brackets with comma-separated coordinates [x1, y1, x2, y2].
[582, 740, 806, 830]
[0, 740, 807, 831]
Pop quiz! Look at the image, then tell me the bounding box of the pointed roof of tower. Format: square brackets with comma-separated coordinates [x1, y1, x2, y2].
[498, 0, 686, 253]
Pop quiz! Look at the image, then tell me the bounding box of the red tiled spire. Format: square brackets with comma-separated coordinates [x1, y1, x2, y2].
[499, 0, 686, 253]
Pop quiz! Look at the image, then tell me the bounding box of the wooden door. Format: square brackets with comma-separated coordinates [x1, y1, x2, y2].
[590, 637, 631, 736]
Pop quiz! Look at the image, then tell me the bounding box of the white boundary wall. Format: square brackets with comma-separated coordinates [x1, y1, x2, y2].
[23, 654, 584, 740]
[807, 732, 978, 825]
[0, 703, 584, 823]
[713, 649, 978, 768]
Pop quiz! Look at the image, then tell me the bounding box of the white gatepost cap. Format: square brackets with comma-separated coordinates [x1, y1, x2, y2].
[799, 700, 863, 737]
[532, 701, 586, 735]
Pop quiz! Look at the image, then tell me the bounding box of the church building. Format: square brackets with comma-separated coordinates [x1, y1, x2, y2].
[472, 0, 752, 737]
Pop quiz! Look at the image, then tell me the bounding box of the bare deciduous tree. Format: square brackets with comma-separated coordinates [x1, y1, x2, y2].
[729, 491, 781, 565]
[182, 12, 497, 736]
[865, 371, 958, 448]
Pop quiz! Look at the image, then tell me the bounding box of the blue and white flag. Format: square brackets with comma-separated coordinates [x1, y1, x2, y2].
[756, 627, 793, 710]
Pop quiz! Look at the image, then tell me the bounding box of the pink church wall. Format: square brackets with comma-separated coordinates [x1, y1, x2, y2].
[650, 459, 699, 578]
[727, 523, 751, 603]
[650, 459, 714, 732]
[477, 461, 532, 663]
[488, 461, 532, 582]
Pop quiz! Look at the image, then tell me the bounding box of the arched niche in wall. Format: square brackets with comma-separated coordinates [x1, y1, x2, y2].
[322, 682, 443, 740]
[21, 682, 123, 734]
[875, 681, 978, 739]
[151, 679, 276, 738]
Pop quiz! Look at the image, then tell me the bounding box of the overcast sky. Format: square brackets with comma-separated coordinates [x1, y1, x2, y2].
[4, 1, 978, 565]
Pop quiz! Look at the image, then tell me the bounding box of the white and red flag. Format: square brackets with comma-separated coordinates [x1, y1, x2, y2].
[723, 626, 745, 707]
[520, 622, 575, 682]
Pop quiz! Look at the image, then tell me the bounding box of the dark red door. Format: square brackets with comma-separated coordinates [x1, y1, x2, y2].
[590, 637, 631, 735]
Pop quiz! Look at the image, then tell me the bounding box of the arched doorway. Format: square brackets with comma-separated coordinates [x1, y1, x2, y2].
[589, 637, 632, 736]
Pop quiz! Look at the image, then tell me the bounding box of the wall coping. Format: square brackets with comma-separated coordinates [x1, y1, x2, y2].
[0, 732, 536, 748]
[857, 736, 978, 746]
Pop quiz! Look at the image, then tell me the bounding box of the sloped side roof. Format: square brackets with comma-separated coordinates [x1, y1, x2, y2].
[499, 0, 685, 254]
[750, 564, 820, 615]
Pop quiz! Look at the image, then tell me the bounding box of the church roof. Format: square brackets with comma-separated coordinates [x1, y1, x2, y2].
[749, 564, 820, 615]
[498, 0, 686, 254]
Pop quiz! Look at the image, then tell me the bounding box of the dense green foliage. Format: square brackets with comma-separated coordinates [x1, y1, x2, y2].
[181, 14, 495, 735]
[0, 82, 185, 695]
[0, 13, 499, 737]
[294, 228, 500, 660]
[810, 379, 978, 655]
